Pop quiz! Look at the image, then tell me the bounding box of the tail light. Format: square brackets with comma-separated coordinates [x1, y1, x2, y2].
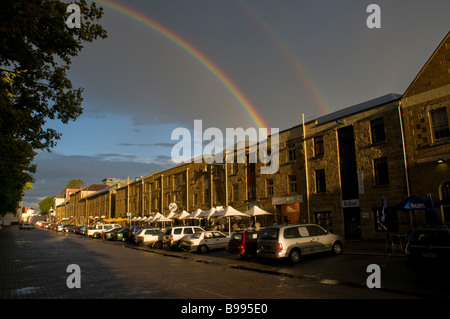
[276, 243, 283, 251]
[170, 235, 174, 240]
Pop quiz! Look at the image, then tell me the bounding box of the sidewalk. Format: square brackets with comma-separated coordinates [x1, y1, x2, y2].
[343, 239, 406, 257]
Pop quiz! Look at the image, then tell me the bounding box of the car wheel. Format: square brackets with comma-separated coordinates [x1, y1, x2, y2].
[332, 242, 343, 255]
[288, 249, 301, 263]
[199, 245, 208, 253]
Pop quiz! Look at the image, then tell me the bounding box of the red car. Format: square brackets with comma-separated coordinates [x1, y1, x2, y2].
[227, 230, 260, 258]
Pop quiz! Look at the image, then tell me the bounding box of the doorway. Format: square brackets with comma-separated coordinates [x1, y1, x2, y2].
[343, 207, 362, 240]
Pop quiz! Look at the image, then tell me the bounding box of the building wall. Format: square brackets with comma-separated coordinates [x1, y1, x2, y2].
[401, 32, 450, 224]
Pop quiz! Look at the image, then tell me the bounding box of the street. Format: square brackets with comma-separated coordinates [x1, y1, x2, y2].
[1, 226, 448, 303]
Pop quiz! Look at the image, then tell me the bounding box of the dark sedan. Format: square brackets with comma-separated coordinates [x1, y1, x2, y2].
[405, 225, 450, 272]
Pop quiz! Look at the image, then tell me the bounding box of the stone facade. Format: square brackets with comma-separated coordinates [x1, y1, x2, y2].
[401, 31, 450, 224]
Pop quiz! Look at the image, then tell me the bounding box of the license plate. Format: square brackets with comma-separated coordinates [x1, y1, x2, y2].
[423, 252, 436, 258]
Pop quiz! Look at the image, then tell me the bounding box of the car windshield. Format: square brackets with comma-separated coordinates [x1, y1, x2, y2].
[230, 233, 243, 241]
[259, 228, 279, 240]
[191, 232, 203, 239]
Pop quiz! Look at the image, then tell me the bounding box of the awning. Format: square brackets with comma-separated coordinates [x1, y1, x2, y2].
[272, 195, 303, 205]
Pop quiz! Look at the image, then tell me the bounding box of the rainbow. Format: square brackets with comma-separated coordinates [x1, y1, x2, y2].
[235, 1, 332, 115]
[93, 0, 270, 132]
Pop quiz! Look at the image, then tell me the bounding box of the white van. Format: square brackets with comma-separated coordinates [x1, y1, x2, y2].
[257, 224, 344, 263]
[162, 226, 205, 249]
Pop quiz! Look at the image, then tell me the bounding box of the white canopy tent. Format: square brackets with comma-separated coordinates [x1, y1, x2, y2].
[244, 205, 273, 228]
[244, 205, 273, 216]
[212, 206, 249, 234]
[198, 208, 218, 218]
[177, 210, 191, 219]
[188, 209, 204, 219]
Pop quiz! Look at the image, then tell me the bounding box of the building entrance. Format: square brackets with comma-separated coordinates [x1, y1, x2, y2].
[343, 207, 362, 240]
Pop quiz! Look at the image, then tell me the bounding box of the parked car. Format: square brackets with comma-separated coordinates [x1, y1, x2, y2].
[103, 227, 127, 240]
[405, 225, 450, 272]
[227, 230, 260, 258]
[135, 228, 164, 247]
[72, 226, 84, 234]
[81, 226, 93, 235]
[87, 224, 121, 238]
[257, 224, 344, 263]
[19, 223, 35, 230]
[181, 231, 230, 253]
[63, 225, 77, 233]
[112, 227, 131, 241]
[162, 226, 205, 250]
[129, 225, 153, 243]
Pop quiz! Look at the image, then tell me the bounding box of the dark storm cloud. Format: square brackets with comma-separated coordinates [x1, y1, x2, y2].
[23, 152, 171, 209]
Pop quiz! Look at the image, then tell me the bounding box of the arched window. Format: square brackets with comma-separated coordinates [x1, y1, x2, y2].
[441, 181, 450, 199]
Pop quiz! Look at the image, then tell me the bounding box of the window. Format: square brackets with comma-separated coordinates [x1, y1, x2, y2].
[232, 184, 239, 202]
[441, 181, 450, 223]
[288, 143, 296, 162]
[442, 181, 450, 199]
[306, 225, 327, 236]
[215, 188, 222, 204]
[374, 157, 389, 185]
[193, 194, 198, 206]
[370, 117, 386, 143]
[283, 227, 300, 238]
[315, 169, 326, 193]
[248, 185, 256, 200]
[430, 108, 450, 141]
[289, 175, 297, 193]
[267, 179, 274, 196]
[314, 135, 324, 156]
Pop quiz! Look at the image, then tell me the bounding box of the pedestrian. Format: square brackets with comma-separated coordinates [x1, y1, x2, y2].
[232, 222, 238, 232]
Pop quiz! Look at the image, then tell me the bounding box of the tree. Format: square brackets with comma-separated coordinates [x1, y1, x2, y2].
[39, 196, 55, 214]
[58, 179, 85, 197]
[0, 0, 107, 215]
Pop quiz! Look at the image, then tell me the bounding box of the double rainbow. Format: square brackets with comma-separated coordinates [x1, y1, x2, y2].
[94, 0, 270, 131]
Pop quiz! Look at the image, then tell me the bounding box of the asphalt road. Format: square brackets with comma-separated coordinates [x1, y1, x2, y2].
[1, 225, 446, 303]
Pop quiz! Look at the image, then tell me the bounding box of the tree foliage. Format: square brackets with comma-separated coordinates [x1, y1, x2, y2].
[0, 0, 107, 215]
[58, 179, 85, 197]
[39, 196, 55, 214]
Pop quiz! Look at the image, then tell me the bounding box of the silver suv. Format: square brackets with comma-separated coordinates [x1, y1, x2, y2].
[162, 226, 205, 249]
[257, 224, 344, 263]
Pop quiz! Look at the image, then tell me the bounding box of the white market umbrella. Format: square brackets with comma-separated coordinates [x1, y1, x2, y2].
[188, 209, 204, 219]
[213, 206, 248, 217]
[244, 205, 273, 228]
[166, 212, 177, 219]
[244, 205, 273, 216]
[199, 208, 218, 218]
[177, 210, 190, 219]
[152, 212, 162, 223]
[213, 206, 248, 234]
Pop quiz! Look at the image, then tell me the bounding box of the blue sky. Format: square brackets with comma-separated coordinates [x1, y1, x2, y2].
[23, 0, 450, 209]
